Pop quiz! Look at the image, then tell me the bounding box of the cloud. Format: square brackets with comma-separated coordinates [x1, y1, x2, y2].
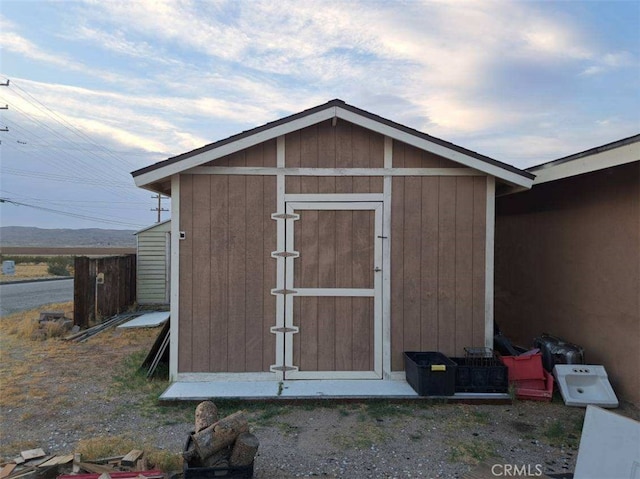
[580, 50, 635, 76]
[4, 0, 638, 169]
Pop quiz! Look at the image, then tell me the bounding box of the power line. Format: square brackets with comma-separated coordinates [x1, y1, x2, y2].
[0, 197, 145, 228]
[6, 79, 139, 170]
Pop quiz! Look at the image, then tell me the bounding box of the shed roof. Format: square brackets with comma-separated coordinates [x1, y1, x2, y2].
[132, 99, 534, 191]
[527, 134, 640, 185]
[135, 219, 171, 235]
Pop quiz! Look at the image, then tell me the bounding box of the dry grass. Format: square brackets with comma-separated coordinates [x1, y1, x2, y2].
[0, 302, 172, 467]
[76, 436, 183, 471]
[0, 301, 156, 410]
[0, 263, 53, 283]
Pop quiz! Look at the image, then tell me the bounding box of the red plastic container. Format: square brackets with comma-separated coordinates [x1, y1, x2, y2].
[512, 378, 546, 390]
[500, 353, 545, 381]
[515, 370, 554, 402]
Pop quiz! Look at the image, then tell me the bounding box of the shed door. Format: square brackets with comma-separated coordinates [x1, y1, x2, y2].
[283, 201, 383, 379]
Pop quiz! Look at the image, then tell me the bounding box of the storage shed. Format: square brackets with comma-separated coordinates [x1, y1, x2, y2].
[495, 135, 639, 406]
[135, 220, 170, 305]
[132, 99, 533, 398]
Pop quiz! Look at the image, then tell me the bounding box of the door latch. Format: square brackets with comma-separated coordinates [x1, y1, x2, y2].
[374, 267, 382, 272]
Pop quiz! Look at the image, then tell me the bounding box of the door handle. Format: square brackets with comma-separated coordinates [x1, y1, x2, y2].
[374, 267, 382, 272]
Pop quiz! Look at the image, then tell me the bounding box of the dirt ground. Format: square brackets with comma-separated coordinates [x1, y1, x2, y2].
[1, 303, 638, 478]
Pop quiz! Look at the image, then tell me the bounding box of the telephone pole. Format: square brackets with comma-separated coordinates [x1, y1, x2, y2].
[151, 194, 169, 222]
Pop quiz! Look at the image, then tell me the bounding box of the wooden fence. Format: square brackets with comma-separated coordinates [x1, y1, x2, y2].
[74, 255, 136, 328]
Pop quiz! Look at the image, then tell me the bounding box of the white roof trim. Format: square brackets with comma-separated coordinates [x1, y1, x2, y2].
[135, 219, 171, 235]
[134, 104, 533, 189]
[531, 141, 639, 185]
[335, 108, 532, 188]
[134, 108, 336, 188]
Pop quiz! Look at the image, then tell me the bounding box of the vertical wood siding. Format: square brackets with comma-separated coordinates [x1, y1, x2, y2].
[74, 255, 136, 328]
[136, 222, 170, 304]
[178, 173, 277, 372]
[390, 142, 487, 370]
[178, 126, 489, 375]
[285, 120, 384, 193]
[202, 140, 278, 167]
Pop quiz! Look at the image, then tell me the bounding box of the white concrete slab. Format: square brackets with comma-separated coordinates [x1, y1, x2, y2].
[159, 379, 511, 401]
[574, 405, 640, 479]
[117, 311, 170, 329]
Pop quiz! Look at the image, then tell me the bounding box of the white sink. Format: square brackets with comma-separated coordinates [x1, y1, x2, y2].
[553, 365, 619, 408]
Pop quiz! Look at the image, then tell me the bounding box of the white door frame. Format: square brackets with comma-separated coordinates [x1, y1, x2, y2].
[282, 199, 384, 380]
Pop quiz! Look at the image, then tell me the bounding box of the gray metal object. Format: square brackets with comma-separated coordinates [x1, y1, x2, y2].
[534, 333, 584, 372]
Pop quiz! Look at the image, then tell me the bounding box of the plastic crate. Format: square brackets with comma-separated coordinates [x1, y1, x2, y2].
[500, 352, 545, 381]
[404, 352, 457, 396]
[515, 370, 554, 402]
[512, 378, 546, 390]
[183, 434, 254, 479]
[451, 357, 508, 393]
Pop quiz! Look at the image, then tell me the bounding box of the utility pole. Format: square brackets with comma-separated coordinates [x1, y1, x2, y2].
[1, 80, 8, 134]
[151, 194, 169, 223]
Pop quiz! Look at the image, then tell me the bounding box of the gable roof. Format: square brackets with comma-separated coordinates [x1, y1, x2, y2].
[527, 134, 640, 185]
[135, 219, 171, 235]
[132, 99, 534, 190]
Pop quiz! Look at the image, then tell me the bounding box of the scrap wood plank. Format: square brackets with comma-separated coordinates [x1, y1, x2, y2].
[37, 455, 74, 468]
[5, 466, 37, 479]
[120, 450, 143, 468]
[58, 469, 164, 479]
[19, 450, 45, 462]
[78, 463, 118, 474]
[90, 456, 124, 465]
[0, 464, 16, 479]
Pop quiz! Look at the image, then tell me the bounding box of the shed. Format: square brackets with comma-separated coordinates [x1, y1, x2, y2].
[495, 134, 639, 405]
[135, 220, 171, 305]
[132, 99, 534, 398]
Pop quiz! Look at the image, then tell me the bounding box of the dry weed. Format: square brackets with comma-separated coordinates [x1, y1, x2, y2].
[76, 436, 183, 472]
[0, 263, 52, 283]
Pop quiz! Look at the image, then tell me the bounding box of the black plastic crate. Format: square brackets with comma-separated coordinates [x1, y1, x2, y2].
[184, 434, 254, 479]
[404, 351, 457, 396]
[451, 357, 508, 393]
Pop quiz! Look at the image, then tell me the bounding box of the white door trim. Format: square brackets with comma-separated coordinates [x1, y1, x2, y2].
[283, 199, 384, 380]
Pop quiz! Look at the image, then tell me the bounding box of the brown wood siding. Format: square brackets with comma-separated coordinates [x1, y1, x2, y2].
[178, 174, 276, 373]
[495, 162, 639, 405]
[202, 139, 277, 167]
[393, 141, 465, 168]
[391, 175, 487, 370]
[285, 119, 384, 193]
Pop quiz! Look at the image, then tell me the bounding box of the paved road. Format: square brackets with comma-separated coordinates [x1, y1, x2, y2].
[0, 279, 74, 316]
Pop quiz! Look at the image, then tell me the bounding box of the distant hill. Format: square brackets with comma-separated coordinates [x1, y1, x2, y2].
[0, 226, 137, 248]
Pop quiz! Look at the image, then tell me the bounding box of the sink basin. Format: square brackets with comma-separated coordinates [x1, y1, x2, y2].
[553, 365, 619, 408]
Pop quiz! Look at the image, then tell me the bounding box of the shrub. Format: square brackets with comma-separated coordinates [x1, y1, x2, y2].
[47, 263, 71, 276]
[47, 257, 72, 276]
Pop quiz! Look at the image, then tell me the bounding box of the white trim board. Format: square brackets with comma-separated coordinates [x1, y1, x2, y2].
[484, 176, 495, 349]
[335, 108, 531, 188]
[133, 107, 337, 187]
[134, 103, 533, 189]
[169, 174, 180, 380]
[284, 199, 384, 380]
[186, 167, 483, 176]
[529, 142, 639, 185]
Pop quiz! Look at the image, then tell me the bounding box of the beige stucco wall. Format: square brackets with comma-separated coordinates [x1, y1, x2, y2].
[495, 161, 640, 405]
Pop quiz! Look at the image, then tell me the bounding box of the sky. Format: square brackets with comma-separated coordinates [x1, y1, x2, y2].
[0, 0, 638, 231]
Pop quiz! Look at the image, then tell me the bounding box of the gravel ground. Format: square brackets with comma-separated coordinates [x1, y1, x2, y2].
[1, 321, 638, 479]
